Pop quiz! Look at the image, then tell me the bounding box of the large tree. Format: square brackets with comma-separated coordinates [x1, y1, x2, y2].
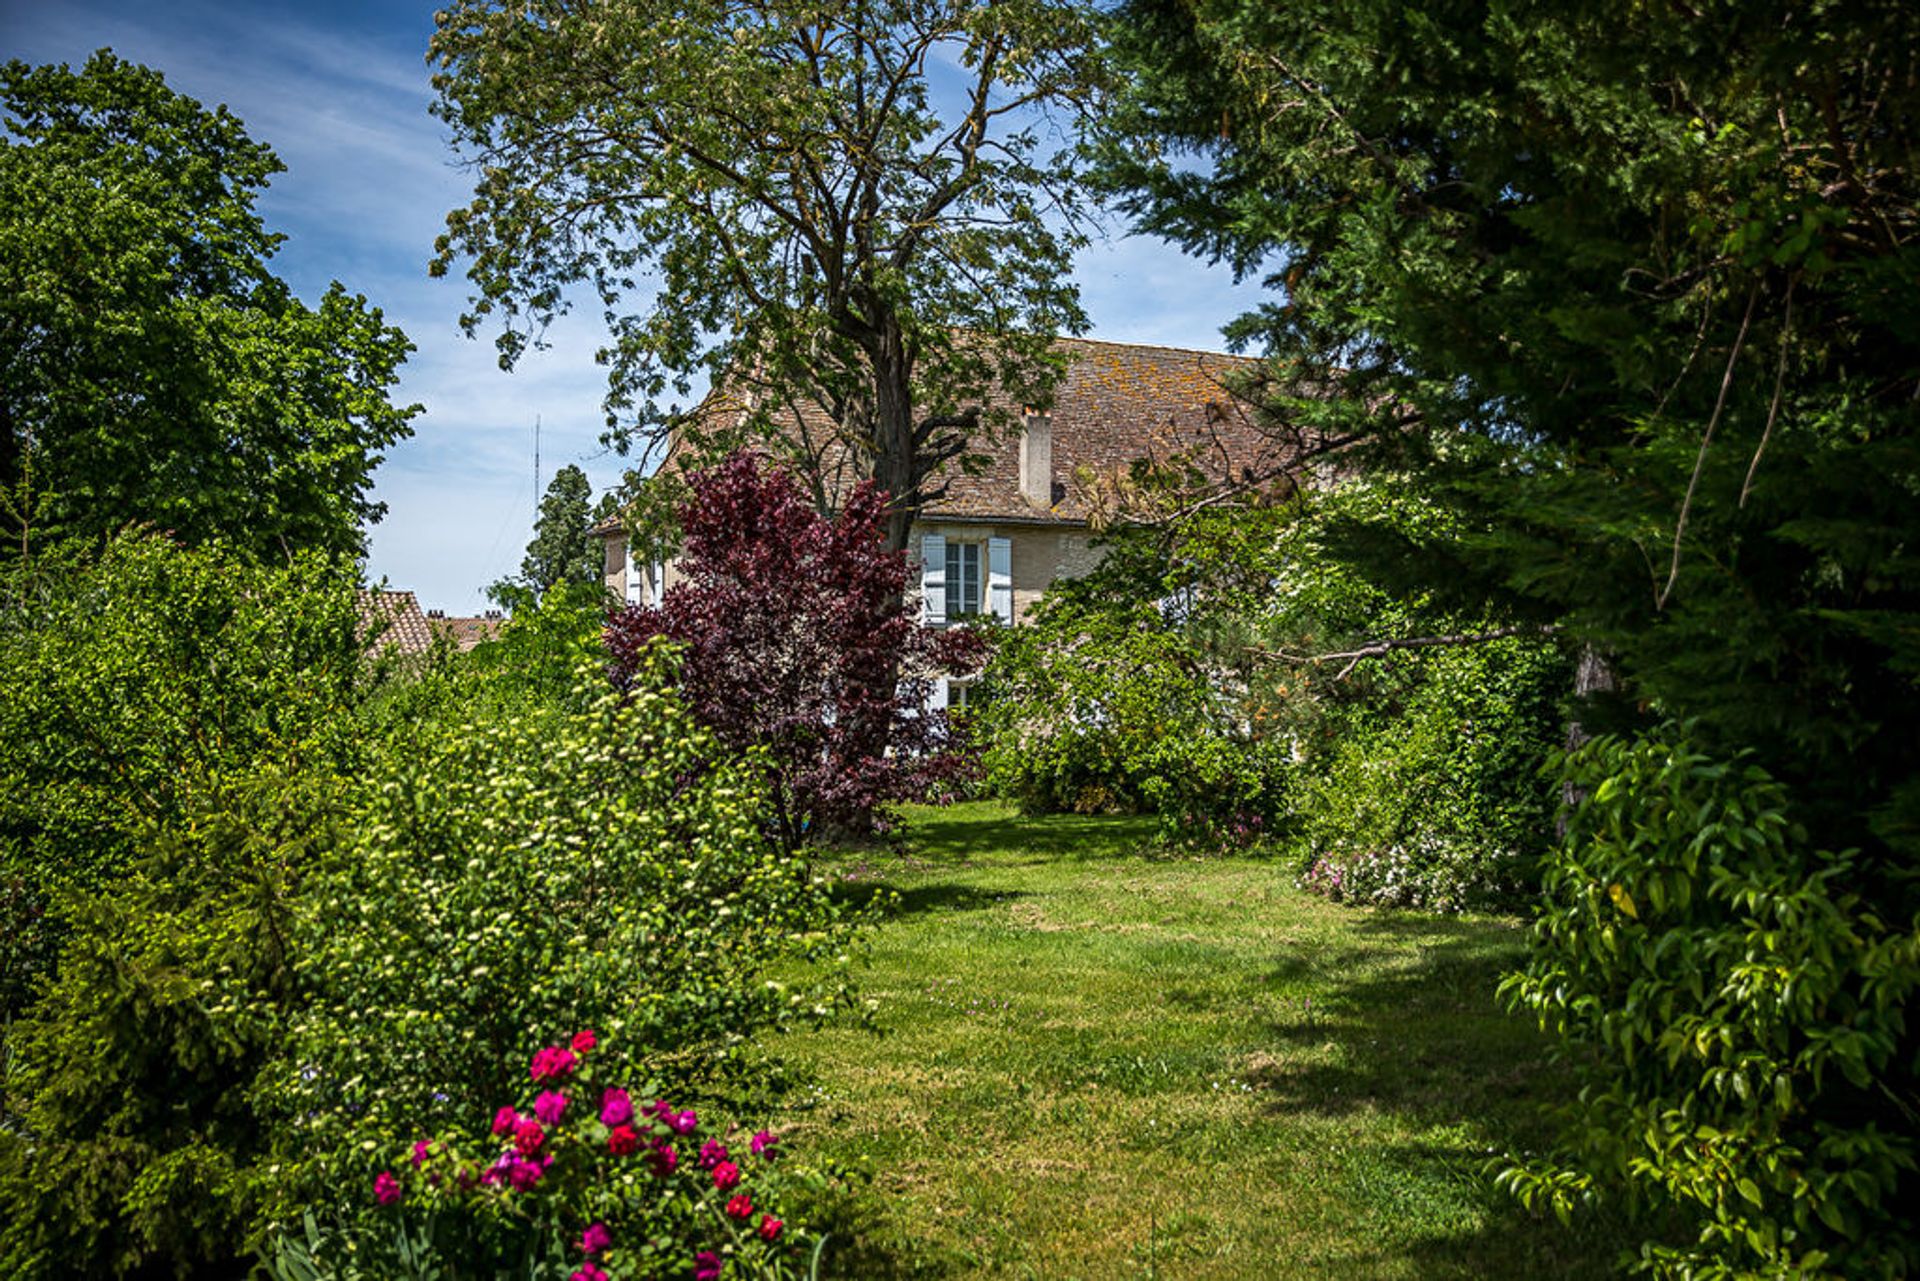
[491, 462, 602, 604]
[0, 52, 419, 561]
[1098, 0, 1919, 1271]
[429, 0, 1102, 549]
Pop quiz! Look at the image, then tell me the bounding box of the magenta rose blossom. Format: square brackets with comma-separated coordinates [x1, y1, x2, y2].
[698, 1139, 729, 1170]
[693, 1250, 722, 1281]
[507, 1154, 550, 1191]
[725, 1193, 754, 1219]
[599, 1087, 634, 1128]
[410, 1139, 431, 1169]
[647, 1141, 679, 1177]
[373, 1170, 401, 1207]
[492, 1106, 519, 1136]
[530, 1045, 578, 1082]
[581, 1222, 612, 1257]
[569, 1268, 608, 1281]
[759, 1215, 784, 1242]
[533, 1089, 568, 1126]
[571, 1028, 597, 1054]
[513, 1117, 546, 1156]
[750, 1129, 778, 1159]
[670, 1108, 699, 1136]
[607, 1124, 641, 1156]
[711, 1159, 741, 1191]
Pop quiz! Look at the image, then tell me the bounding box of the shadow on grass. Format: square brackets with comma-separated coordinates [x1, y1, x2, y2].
[829, 879, 1027, 920]
[902, 805, 1154, 865]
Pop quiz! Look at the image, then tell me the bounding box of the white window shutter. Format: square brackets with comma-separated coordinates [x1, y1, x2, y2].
[623, 540, 641, 605]
[920, 534, 947, 624]
[987, 537, 1013, 623]
[927, 675, 949, 711]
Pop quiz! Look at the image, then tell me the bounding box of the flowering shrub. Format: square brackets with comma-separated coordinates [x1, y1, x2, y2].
[275, 644, 865, 1215]
[292, 1032, 822, 1280]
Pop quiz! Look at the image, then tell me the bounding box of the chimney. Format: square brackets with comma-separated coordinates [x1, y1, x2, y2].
[1019, 405, 1053, 509]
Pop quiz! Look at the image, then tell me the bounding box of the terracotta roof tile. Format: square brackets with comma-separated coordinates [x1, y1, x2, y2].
[355, 590, 436, 656]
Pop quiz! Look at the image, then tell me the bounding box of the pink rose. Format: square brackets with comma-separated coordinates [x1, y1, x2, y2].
[373, 1170, 400, 1207]
[533, 1089, 567, 1126]
[599, 1087, 633, 1128]
[759, 1215, 784, 1242]
[571, 1028, 598, 1054]
[698, 1139, 729, 1170]
[750, 1129, 778, 1159]
[570, 1268, 608, 1281]
[506, 1154, 548, 1191]
[513, 1117, 546, 1156]
[607, 1124, 640, 1156]
[693, 1251, 722, 1281]
[711, 1159, 740, 1191]
[410, 1139, 431, 1168]
[530, 1045, 578, 1082]
[492, 1106, 519, 1136]
[725, 1193, 754, 1220]
[581, 1222, 612, 1257]
[670, 1108, 698, 1136]
[647, 1141, 679, 1177]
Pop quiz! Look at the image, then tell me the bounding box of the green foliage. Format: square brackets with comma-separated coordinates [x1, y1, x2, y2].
[428, 0, 1100, 544]
[0, 51, 418, 558]
[1295, 634, 1565, 912]
[972, 530, 1292, 845]
[0, 532, 369, 1017]
[275, 640, 864, 1216]
[0, 535, 371, 1276]
[492, 464, 605, 606]
[1501, 728, 1919, 1277]
[0, 770, 344, 1274]
[976, 478, 1565, 892]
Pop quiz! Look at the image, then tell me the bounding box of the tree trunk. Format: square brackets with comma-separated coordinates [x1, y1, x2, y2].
[1557, 643, 1620, 838]
[866, 316, 920, 555]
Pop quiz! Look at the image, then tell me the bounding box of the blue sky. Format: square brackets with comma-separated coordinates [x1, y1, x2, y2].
[3, 0, 1266, 612]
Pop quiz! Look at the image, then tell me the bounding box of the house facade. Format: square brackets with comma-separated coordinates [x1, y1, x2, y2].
[595, 337, 1290, 703]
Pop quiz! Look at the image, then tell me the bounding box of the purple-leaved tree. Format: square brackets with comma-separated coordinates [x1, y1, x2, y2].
[605, 451, 986, 847]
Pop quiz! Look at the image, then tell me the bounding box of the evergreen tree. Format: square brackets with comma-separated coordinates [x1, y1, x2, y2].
[1099, 1, 1919, 1271]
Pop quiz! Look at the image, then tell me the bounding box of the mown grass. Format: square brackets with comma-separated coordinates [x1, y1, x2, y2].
[771, 801, 1620, 1279]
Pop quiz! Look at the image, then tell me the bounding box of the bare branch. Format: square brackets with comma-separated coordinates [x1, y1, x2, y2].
[1657, 280, 1758, 611]
[1265, 623, 1564, 681]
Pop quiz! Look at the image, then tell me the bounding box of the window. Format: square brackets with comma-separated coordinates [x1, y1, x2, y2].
[944, 540, 982, 617]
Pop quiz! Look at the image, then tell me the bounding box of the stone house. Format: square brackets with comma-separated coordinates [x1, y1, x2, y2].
[595, 337, 1289, 705]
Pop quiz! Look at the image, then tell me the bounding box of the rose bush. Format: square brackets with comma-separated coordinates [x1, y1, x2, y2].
[270, 1033, 826, 1280]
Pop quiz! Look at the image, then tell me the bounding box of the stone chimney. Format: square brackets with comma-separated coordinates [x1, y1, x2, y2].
[1019, 405, 1053, 509]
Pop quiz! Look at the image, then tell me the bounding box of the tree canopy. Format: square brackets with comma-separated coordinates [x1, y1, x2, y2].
[429, 0, 1103, 548]
[492, 462, 602, 605]
[1098, 0, 1919, 1270]
[0, 51, 419, 561]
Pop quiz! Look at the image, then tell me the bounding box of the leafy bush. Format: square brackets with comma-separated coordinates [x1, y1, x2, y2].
[0, 534, 371, 1275]
[1500, 727, 1919, 1275]
[606, 451, 983, 847]
[275, 637, 864, 1221]
[1293, 633, 1566, 911]
[0, 533, 369, 1016]
[269, 1031, 826, 1280]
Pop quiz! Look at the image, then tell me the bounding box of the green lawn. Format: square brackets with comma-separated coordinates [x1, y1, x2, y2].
[773, 801, 1618, 1279]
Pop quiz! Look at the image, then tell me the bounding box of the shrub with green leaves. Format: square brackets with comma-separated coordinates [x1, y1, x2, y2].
[0, 533, 370, 1016]
[1293, 632, 1566, 912]
[1500, 727, 1919, 1275]
[275, 638, 864, 1214]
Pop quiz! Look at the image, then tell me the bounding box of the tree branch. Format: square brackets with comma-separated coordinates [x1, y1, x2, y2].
[1264, 623, 1564, 680]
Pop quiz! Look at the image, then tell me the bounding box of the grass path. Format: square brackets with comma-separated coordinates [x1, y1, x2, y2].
[773, 802, 1615, 1279]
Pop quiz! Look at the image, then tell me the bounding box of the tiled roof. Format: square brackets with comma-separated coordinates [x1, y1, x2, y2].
[355, 590, 436, 656]
[428, 613, 503, 652]
[927, 337, 1271, 523]
[603, 336, 1290, 527]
